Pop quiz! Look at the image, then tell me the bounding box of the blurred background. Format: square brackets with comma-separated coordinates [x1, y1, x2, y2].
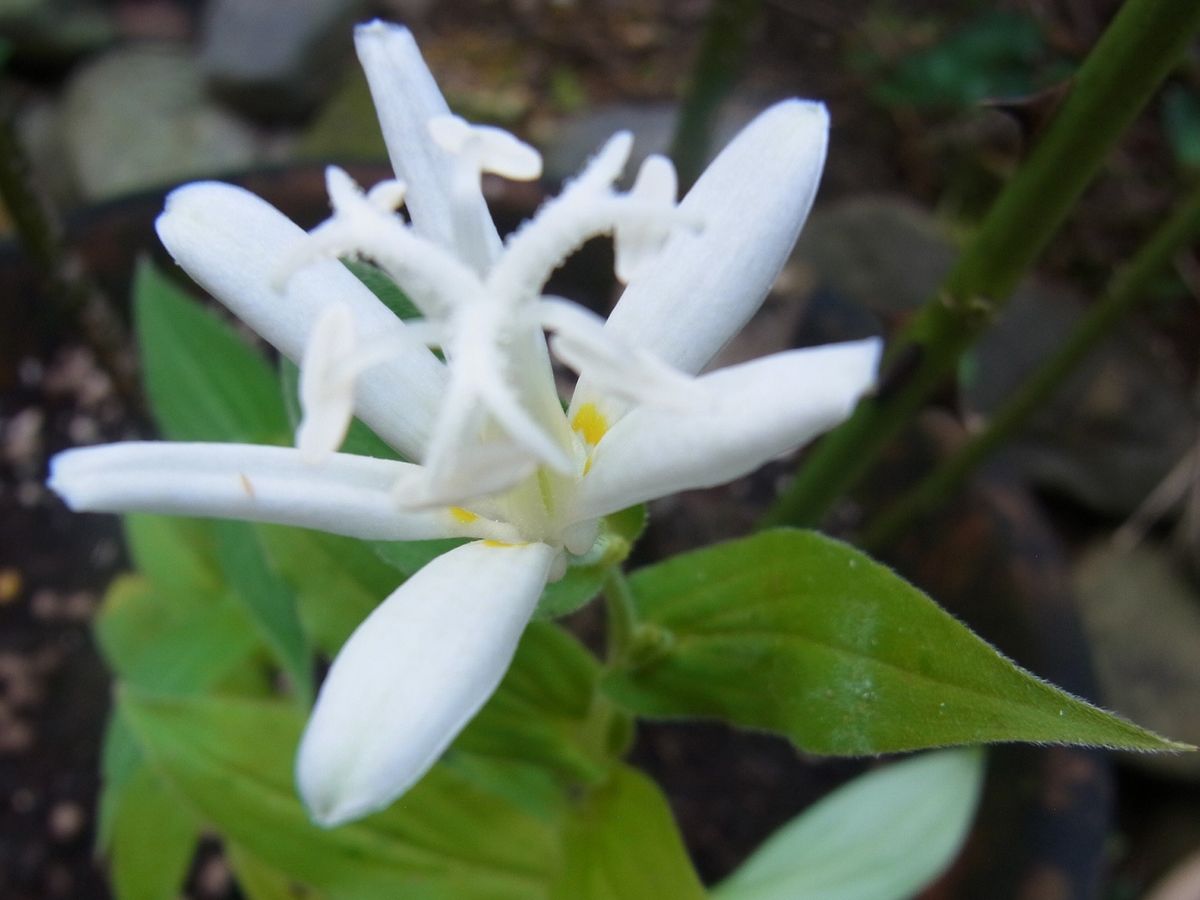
[0, 0, 1198, 898]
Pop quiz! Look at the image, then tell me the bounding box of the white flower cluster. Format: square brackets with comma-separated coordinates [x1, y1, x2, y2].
[49, 22, 880, 826]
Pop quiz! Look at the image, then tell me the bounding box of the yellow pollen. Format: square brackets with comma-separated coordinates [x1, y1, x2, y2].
[449, 506, 478, 523]
[571, 403, 608, 446]
[483, 539, 525, 548]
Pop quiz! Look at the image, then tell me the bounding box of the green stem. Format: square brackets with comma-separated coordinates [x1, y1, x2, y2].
[669, 0, 762, 191]
[602, 567, 638, 665]
[764, 0, 1200, 529]
[862, 183, 1200, 551]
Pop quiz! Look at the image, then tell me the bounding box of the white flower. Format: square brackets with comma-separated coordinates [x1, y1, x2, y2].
[47, 20, 881, 827]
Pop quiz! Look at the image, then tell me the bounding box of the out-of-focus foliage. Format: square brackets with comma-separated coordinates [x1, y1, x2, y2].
[713, 749, 984, 900]
[853, 10, 1070, 112]
[1163, 83, 1200, 171]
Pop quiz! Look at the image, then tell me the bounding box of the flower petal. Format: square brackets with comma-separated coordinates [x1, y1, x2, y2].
[428, 115, 543, 180]
[155, 181, 446, 462]
[569, 338, 881, 522]
[571, 100, 829, 421]
[354, 21, 501, 268]
[296, 539, 556, 826]
[48, 442, 518, 542]
[613, 154, 677, 283]
[297, 304, 358, 462]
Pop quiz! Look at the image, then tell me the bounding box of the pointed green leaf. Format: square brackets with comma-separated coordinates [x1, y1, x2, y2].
[95, 574, 263, 695]
[94, 570, 270, 854]
[134, 258, 289, 444]
[123, 514, 221, 597]
[604, 530, 1189, 753]
[214, 521, 312, 703]
[344, 259, 422, 321]
[552, 765, 705, 900]
[228, 844, 324, 900]
[256, 523, 401, 653]
[456, 623, 616, 784]
[108, 765, 199, 900]
[118, 690, 559, 900]
[714, 749, 984, 900]
[96, 715, 143, 851]
[441, 754, 571, 825]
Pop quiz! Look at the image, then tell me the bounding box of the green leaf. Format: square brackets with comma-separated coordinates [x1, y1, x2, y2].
[228, 844, 324, 900]
[134, 258, 289, 444]
[604, 530, 1189, 753]
[96, 715, 144, 851]
[552, 765, 705, 900]
[456, 623, 616, 784]
[118, 690, 560, 900]
[1163, 84, 1200, 171]
[108, 765, 199, 900]
[441, 754, 570, 824]
[123, 514, 221, 597]
[344, 259, 422, 321]
[257, 523, 401, 653]
[713, 749, 984, 900]
[95, 574, 262, 695]
[865, 11, 1053, 111]
[214, 521, 312, 703]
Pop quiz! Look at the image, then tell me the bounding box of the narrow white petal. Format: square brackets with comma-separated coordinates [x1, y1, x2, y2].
[430, 305, 574, 478]
[297, 304, 357, 462]
[354, 21, 501, 268]
[278, 166, 482, 319]
[155, 182, 446, 461]
[48, 442, 518, 542]
[569, 338, 881, 522]
[572, 101, 829, 418]
[542, 298, 701, 413]
[296, 540, 556, 826]
[393, 452, 537, 511]
[428, 115, 543, 180]
[365, 178, 408, 212]
[488, 131, 633, 301]
[614, 154, 677, 283]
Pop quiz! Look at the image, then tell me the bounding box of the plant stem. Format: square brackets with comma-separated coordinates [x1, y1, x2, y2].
[669, 0, 762, 191]
[861, 183, 1200, 551]
[602, 567, 638, 665]
[764, 0, 1200, 529]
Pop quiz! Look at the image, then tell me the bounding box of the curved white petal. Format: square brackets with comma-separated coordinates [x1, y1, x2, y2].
[354, 21, 501, 269]
[614, 154, 677, 283]
[428, 115, 543, 180]
[571, 100, 829, 421]
[280, 167, 483, 321]
[296, 540, 556, 826]
[155, 182, 446, 462]
[48, 442, 518, 542]
[569, 338, 881, 522]
[297, 304, 358, 462]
